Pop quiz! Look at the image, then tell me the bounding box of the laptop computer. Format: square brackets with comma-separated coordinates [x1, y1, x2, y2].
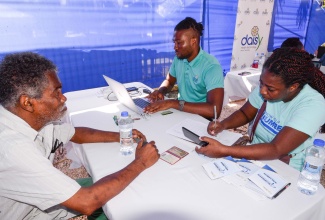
[102, 75, 150, 116]
[317, 46, 325, 59]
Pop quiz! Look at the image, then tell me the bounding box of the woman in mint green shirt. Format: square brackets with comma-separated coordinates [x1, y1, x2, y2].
[196, 48, 325, 171]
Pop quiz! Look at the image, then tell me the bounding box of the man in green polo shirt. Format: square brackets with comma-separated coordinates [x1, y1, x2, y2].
[144, 17, 224, 119]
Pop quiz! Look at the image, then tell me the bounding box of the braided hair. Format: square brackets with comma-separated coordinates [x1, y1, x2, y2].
[174, 17, 204, 43]
[264, 47, 325, 132]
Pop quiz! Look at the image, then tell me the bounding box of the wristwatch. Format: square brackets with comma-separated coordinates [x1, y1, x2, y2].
[179, 100, 185, 111]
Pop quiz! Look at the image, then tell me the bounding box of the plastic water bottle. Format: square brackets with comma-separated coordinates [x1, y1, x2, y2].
[252, 52, 259, 68]
[258, 53, 265, 70]
[118, 111, 134, 155]
[297, 139, 325, 195]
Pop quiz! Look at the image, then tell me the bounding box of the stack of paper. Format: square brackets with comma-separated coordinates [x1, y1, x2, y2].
[202, 157, 290, 200]
[246, 165, 291, 199]
[202, 156, 242, 179]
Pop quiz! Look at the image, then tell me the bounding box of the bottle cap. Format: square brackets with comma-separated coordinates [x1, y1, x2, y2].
[313, 139, 325, 147]
[121, 111, 128, 117]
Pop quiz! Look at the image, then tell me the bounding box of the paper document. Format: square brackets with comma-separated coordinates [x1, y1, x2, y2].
[166, 118, 242, 146]
[247, 165, 290, 199]
[223, 158, 261, 186]
[202, 156, 242, 179]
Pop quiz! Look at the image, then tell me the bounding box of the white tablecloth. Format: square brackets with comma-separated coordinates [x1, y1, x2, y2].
[64, 83, 325, 220]
[224, 68, 261, 102]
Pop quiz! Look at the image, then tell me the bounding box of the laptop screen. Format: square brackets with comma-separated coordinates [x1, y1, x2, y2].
[102, 75, 147, 116]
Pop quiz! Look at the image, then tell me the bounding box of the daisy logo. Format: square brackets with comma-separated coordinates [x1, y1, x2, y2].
[241, 26, 263, 50]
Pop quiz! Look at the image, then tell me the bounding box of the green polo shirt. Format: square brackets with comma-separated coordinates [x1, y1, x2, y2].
[169, 48, 223, 102]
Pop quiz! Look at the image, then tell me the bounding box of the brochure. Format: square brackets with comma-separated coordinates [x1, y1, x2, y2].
[247, 164, 291, 199]
[202, 156, 242, 179]
[203, 157, 290, 200]
[223, 158, 261, 186]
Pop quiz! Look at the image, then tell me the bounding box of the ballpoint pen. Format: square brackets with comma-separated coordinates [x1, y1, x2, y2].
[273, 183, 291, 199]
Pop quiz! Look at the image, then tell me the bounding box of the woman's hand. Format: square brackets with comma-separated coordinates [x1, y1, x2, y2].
[207, 120, 225, 136]
[195, 136, 226, 158]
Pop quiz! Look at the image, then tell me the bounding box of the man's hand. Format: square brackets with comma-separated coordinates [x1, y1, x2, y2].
[207, 120, 225, 136]
[132, 129, 147, 143]
[135, 140, 160, 169]
[144, 100, 177, 114]
[63, 139, 160, 215]
[146, 90, 165, 102]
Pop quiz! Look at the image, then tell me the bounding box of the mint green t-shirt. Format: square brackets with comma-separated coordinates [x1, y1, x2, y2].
[249, 85, 325, 171]
[169, 48, 224, 102]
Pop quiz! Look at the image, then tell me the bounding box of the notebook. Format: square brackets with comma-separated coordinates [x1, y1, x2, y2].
[102, 75, 150, 116]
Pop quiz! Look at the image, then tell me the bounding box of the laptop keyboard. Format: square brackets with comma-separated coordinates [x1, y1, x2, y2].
[133, 98, 150, 108]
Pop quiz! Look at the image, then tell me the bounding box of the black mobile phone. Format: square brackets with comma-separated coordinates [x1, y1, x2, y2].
[126, 86, 138, 92]
[182, 127, 208, 147]
[143, 88, 152, 94]
[238, 71, 251, 76]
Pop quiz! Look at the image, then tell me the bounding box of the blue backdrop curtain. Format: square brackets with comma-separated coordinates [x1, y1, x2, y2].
[202, 0, 237, 76]
[305, 0, 325, 54]
[1, 0, 323, 93]
[268, 0, 311, 52]
[0, 0, 237, 93]
[268, 0, 325, 55]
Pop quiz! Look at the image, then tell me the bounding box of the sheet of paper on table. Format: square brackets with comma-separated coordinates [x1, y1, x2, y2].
[218, 158, 290, 200]
[246, 164, 291, 199]
[202, 156, 242, 179]
[166, 118, 242, 146]
[222, 159, 268, 200]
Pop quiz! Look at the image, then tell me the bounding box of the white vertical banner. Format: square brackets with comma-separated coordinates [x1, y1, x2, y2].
[230, 0, 275, 71]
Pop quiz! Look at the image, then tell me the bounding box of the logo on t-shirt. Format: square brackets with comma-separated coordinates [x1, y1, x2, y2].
[260, 112, 283, 135]
[193, 75, 199, 84]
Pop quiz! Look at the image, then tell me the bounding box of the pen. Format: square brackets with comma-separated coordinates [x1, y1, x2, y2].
[273, 183, 291, 199]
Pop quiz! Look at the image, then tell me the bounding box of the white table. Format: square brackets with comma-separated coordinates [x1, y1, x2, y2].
[224, 68, 261, 102]
[65, 83, 325, 220]
[312, 57, 325, 74]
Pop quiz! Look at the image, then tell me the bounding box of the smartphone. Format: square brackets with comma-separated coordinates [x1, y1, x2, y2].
[238, 71, 251, 76]
[143, 88, 152, 94]
[161, 110, 173, 115]
[182, 127, 208, 147]
[126, 86, 138, 92]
